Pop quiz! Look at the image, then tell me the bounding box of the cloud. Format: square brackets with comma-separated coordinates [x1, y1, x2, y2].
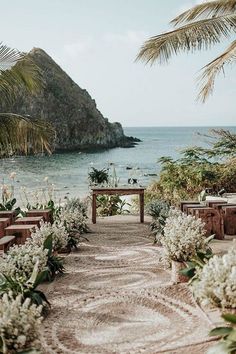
[63, 35, 94, 58]
[102, 30, 149, 46]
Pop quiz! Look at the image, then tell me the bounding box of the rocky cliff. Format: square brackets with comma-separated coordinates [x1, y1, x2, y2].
[0, 48, 139, 151]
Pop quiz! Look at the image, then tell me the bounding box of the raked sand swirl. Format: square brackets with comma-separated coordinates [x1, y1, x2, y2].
[41, 216, 215, 354]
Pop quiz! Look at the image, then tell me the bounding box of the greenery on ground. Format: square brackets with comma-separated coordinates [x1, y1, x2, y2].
[137, 0, 236, 102]
[0, 178, 90, 352]
[97, 195, 131, 217]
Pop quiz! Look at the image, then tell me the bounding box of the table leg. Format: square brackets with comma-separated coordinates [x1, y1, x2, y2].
[140, 192, 144, 223]
[92, 193, 97, 224]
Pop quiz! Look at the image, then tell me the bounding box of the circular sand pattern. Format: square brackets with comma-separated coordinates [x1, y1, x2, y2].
[42, 289, 210, 354]
[41, 218, 212, 354]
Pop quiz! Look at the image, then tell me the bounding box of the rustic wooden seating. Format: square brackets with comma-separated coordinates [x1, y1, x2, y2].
[180, 201, 200, 212]
[183, 204, 204, 215]
[0, 235, 16, 253]
[207, 200, 228, 208]
[14, 216, 43, 227]
[192, 207, 223, 239]
[0, 218, 11, 238]
[4, 225, 36, 244]
[222, 206, 236, 235]
[0, 211, 17, 223]
[26, 209, 53, 223]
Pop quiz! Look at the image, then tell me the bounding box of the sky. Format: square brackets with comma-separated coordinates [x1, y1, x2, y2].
[1, 0, 236, 127]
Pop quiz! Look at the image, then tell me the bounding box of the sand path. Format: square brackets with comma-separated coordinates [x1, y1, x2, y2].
[41, 216, 215, 354]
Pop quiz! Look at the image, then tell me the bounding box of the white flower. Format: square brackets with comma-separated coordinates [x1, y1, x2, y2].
[161, 210, 207, 262]
[9, 172, 16, 180]
[0, 243, 48, 283]
[0, 293, 42, 352]
[193, 241, 236, 309]
[58, 208, 88, 234]
[29, 221, 69, 251]
[43, 176, 49, 182]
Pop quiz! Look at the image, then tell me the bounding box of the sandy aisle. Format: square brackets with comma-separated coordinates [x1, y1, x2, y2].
[41, 216, 215, 354]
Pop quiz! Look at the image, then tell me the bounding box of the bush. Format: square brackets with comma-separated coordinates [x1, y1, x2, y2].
[161, 211, 209, 262]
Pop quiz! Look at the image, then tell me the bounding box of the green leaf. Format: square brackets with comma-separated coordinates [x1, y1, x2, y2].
[222, 313, 236, 324]
[43, 234, 53, 257]
[227, 329, 236, 341]
[209, 327, 233, 337]
[33, 270, 48, 288]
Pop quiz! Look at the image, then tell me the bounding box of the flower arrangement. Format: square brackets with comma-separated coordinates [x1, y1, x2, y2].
[0, 293, 42, 353]
[161, 210, 208, 262]
[0, 243, 48, 283]
[58, 208, 89, 234]
[192, 242, 236, 309]
[29, 221, 69, 252]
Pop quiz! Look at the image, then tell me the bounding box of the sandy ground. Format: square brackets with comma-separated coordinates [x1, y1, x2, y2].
[41, 215, 225, 354]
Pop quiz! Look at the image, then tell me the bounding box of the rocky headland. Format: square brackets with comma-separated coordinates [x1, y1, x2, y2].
[0, 48, 140, 151]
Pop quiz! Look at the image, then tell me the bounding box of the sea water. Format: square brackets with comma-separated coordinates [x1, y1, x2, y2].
[0, 126, 235, 201]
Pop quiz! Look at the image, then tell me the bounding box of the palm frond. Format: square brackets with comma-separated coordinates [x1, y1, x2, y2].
[137, 14, 236, 65]
[0, 43, 23, 70]
[198, 39, 236, 102]
[0, 114, 55, 156]
[172, 0, 236, 26]
[0, 43, 43, 105]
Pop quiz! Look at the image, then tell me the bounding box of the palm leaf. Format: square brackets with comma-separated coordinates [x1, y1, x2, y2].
[137, 14, 236, 65]
[198, 39, 236, 101]
[0, 43, 43, 105]
[0, 113, 55, 156]
[171, 0, 236, 26]
[0, 43, 23, 70]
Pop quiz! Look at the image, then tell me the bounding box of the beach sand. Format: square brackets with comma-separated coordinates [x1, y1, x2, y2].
[39, 214, 226, 354]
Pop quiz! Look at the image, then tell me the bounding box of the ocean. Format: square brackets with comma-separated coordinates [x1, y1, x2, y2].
[1, 126, 236, 202]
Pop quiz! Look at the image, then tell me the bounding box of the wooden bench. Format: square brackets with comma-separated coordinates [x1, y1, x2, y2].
[26, 209, 53, 223]
[0, 211, 17, 223]
[14, 216, 43, 227]
[4, 225, 36, 244]
[222, 206, 236, 235]
[0, 218, 11, 238]
[183, 204, 204, 215]
[193, 207, 223, 239]
[0, 235, 16, 253]
[180, 201, 200, 212]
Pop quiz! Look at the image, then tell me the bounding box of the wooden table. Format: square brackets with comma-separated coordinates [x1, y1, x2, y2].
[91, 187, 145, 224]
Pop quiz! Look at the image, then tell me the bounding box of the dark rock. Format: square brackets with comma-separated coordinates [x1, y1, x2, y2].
[0, 48, 139, 151]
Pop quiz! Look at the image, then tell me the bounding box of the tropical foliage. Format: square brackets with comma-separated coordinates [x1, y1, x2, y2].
[137, 0, 236, 101]
[144, 130, 236, 205]
[0, 43, 55, 156]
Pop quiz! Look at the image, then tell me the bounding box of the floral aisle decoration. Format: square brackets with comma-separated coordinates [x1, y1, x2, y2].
[0, 293, 42, 354]
[56, 197, 89, 249]
[29, 222, 69, 252]
[58, 208, 88, 234]
[0, 243, 48, 283]
[28, 223, 68, 280]
[192, 242, 236, 310]
[161, 210, 211, 283]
